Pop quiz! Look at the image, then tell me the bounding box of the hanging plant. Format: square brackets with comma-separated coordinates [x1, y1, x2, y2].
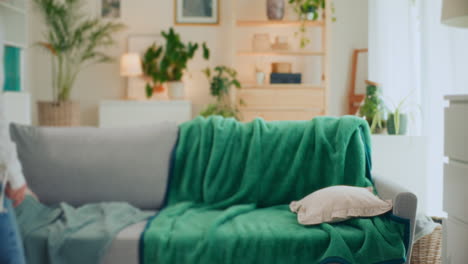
[288, 0, 336, 48]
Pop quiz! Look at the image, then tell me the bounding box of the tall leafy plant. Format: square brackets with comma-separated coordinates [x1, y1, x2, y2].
[200, 66, 242, 119]
[34, 0, 125, 102]
[142, 28, 210, 97]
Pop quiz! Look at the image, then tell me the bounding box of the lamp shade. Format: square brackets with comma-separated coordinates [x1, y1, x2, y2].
[442, 0, 468, 28]
[120, 53, 143, 77]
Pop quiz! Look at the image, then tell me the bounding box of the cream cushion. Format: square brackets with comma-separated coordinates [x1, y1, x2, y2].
[290, 185, 393, 225]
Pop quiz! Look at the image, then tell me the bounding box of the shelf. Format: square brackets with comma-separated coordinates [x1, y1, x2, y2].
[238, 51, 325, 56]
[242, 83, 325, 90]
[236, 20, 324, 27]
[3, 41, 26, 49]
[239, 106, 323, 112]
[0, 1, 26, 15]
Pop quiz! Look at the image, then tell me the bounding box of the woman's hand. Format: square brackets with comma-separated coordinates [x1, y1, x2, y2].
[5, 184, 27, 207]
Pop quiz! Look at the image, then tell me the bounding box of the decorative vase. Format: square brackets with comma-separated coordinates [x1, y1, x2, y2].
[37, 101, 80, 127]
[167, 81, 185, 99]
[387, 113, 408, 135]
[267, 0, 285, 20]
[256, 72, 266, 85]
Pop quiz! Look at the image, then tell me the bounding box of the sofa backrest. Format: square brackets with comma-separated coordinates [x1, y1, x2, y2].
[9, 122, 178, 210]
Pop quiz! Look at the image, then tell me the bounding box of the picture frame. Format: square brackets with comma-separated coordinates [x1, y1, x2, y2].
[175, 0, 220, 26]
[97, 0, 121, 19]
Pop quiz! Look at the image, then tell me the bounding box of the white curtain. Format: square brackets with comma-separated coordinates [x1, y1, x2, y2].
[421, 0, 468, 216]
[368, 0, 422, 122]
[369, 0, 468, 216]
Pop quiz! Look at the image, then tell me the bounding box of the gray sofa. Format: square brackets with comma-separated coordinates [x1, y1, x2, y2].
[9, 123, 417, 264]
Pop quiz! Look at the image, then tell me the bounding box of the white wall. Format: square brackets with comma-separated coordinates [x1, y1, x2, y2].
[28, 0, 368, 126]
[330, 0, 368, 116]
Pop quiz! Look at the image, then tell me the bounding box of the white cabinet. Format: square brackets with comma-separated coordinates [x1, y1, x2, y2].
[99, 100, 192, 128]
[443, 95, 468, 264]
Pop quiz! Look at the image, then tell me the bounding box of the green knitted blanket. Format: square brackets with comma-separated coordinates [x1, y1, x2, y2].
[142, 116, 409, 264]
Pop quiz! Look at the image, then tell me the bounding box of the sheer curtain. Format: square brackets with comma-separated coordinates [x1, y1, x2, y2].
[369, 0, 468, 216]
[421, 0, 468, 216]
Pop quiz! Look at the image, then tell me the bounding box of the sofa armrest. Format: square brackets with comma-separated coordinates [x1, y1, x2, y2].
[373, 175, 417, 264]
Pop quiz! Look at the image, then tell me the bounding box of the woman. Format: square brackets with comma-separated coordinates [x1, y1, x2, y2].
[0, 98, 27, 264]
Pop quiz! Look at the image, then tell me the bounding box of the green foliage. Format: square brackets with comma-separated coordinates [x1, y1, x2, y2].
[33, 0, 125, 102]
[359, 84, 386, 133]
[288, 0, 335, 48]
[200, 66, 242, 119]
[200, 103, 239, 119]
[141, 28, 210, 98]
[386, 91, 419, 135]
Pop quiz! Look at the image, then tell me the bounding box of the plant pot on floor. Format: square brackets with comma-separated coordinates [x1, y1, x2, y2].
[387, 113, 408, 135]
[38, 101, 80, 127]
[167, 81, 185, 100]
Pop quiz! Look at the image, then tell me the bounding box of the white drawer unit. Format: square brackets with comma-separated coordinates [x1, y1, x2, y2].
[443, 95, 468, 264]
[99, 100, 191, 128]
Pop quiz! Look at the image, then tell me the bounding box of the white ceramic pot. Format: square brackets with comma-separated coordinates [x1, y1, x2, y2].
[256, 72, 266, 85]
[167, 81, 185, 99]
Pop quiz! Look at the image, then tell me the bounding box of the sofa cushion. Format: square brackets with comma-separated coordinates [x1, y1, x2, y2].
[102, 220, 149, 264]
[10, 123, 178, 210]
[289, 186, 393, 225]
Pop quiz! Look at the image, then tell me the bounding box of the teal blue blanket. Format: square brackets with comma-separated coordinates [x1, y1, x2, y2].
[142, 116, 409, 264]
[15, 196, 151, 264]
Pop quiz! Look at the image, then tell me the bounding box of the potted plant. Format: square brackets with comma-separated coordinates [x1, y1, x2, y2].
[33, 0, 124, 126]
[143, 28, 209, 99]
[288, 0, 335, 48]
[200, 66, 242, 119]
[386, 93, 418, 135]
[142, 43, 164, 98]
[359, 81, 386, 134]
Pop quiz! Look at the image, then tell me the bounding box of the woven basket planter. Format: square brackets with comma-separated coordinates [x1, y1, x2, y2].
[411, 225, 442, 264]
[38, 101, 80, 127]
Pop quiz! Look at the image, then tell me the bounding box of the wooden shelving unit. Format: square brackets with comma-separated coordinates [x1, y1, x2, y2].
[231, 1, 331, 122]
[237, 20, 324, 27]
[241, 83, 325, 90]
[237, 51, 325, 56]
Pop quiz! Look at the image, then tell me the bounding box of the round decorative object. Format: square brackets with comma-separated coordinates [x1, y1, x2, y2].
[267, 0, 285, 20]
[167, 81, 185, 99]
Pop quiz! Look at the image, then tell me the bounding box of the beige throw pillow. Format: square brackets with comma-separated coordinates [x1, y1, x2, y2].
[290, 185, 392, 225]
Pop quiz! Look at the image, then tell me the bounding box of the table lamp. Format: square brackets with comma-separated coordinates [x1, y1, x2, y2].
[120, 53, 143, 99]
[442, 0, 468, 28]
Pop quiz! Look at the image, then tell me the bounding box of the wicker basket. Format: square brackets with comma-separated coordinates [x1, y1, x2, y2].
[38, 101, 80, 127]
[411, 225, 442, 264]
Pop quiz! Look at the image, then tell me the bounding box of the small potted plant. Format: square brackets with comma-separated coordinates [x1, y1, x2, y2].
[288, 0, 336, 48]
[142, 43, 164, 98]
[359, 81, 386, 134]
[200, 66, 242, 119]
[146, 28, 210, 99]
[386, 93, 418, 135]
[34, 0, 124, 126]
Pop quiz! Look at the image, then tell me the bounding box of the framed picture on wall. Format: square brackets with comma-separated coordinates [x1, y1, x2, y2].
[175, 0, 219, 25]
[98, 0, 121, 19]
